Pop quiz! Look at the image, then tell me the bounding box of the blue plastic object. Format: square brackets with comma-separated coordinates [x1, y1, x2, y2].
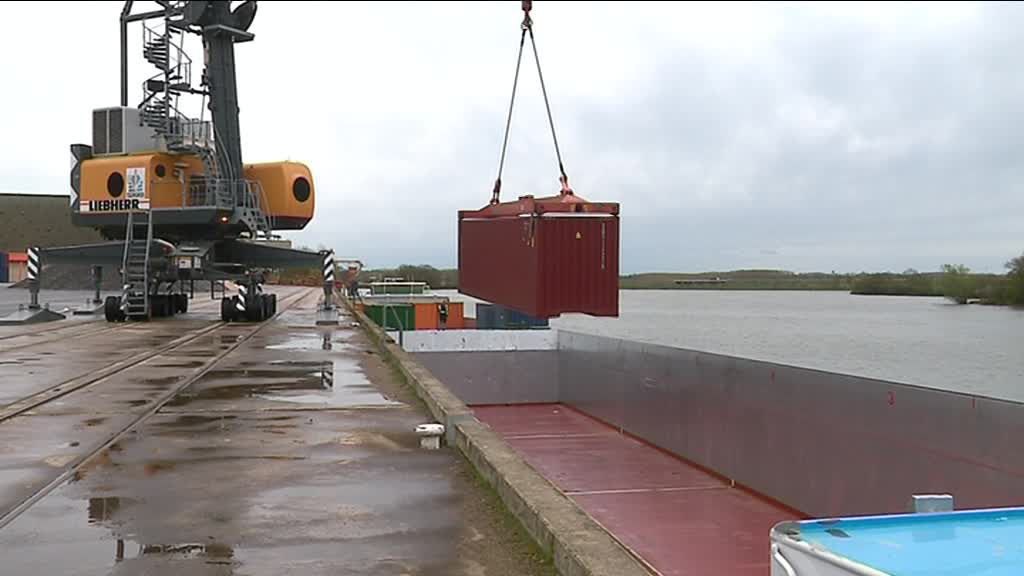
[790, 506, 1024, 575]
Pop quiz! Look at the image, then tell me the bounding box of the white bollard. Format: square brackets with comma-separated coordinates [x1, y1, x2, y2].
[415, 423, 445, 450]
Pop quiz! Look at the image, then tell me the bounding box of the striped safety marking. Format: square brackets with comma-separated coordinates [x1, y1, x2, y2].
[323, 252, 335, 284]
[321, 362, 334, 388]
[26, 247, 39, 281]
[236, 284, 248, 312]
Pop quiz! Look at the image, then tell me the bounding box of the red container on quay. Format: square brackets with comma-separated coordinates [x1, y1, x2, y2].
[458, 193, 619, 319]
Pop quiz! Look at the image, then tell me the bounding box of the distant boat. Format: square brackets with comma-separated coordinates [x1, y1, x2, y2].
[675, 277, 728, 285]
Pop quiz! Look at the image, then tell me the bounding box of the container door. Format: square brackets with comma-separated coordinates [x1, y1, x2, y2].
[537, 215, 619, 317]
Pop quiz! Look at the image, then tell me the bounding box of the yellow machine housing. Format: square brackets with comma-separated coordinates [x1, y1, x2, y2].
[75, 153, 314, 235]
[79, 153, 204, 210]
[243, 161, 315, 230]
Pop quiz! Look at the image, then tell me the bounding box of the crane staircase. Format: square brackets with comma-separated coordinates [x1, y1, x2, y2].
[136, 20, 273, 239]
[122, 209, 153, 319]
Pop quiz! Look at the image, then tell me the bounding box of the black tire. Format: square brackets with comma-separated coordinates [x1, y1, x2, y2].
[270, 293, 278, 316]
[104, 296, 121, 323]
[176, 294, 188, 314]
[156, 296, 170, 318]
[221, 297, 234, 322]
[245, 295, 260, 322]
[259, 295, 268, 321]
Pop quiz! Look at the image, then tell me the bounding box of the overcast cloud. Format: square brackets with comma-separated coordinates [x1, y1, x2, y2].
[2, 1, 1022, 273]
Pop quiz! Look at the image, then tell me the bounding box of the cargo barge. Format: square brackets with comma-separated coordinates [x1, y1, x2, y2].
[353, 292, 1024, 575]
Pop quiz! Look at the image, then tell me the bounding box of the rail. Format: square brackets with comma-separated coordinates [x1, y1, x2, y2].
[167, 118, 215, 149]
[772, 545, 798, 576]
[0, 287, 316, 529]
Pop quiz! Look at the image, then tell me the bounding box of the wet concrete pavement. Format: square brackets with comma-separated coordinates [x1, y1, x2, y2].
[0, 287, 553, 575]
[0, 288, 120, 317]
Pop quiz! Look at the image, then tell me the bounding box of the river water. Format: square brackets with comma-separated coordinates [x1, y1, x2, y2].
[440, 290, 1024, 402]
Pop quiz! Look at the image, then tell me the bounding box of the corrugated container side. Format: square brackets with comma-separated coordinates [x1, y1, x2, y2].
[446, 302, 465, 329]
[364, 305, 383, 327]
[458, 215, 538, 316]
[0, 251, 7, 283]
[364, 304, 416, 331]
[414, 303, 439, 331]
[505, 307, 549, 328]
[475, 303, 500, 329]
[8, 252, 26, 283]
[474, 303, 548, 329]
[537, 215, 619, 317]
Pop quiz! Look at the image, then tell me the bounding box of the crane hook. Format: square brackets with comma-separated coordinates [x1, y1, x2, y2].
[522, 0, 533, 29]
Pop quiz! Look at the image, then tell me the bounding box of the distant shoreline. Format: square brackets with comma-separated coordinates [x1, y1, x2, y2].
[355, 266, 1022, 306]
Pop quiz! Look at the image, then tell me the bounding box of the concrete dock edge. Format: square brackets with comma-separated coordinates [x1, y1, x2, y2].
[347, 301, 653, 576]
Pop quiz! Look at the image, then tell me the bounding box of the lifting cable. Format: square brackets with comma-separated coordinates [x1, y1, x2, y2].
[491, 0, 571, 205]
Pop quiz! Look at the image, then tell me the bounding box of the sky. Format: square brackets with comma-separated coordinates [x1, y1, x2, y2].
[1, 1, 1022, 274]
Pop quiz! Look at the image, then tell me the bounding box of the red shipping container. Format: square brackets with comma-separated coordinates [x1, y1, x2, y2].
[458, 193, 619, 318]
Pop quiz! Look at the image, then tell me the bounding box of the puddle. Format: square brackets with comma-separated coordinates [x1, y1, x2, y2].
[165, 414, 238, 427]
[169, 361, 399, 408]
[45, 454, 77, 468]
[88, 496, 136, 525]
[143, 461, 176, 476]
[141, 376, 184, 387]
[84, 417, 107, 427]
[330, 431, 407, 451]
[0, 360, 23, 366]
[140, 542, 234, 560]
[264, 330, 355, 351]
[150, 361, 205, 369]
[124, 399, 149, 407]
[175, 350, 219, 359]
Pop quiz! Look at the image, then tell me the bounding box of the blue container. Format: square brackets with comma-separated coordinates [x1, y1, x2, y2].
[771, 505, 1024, 576]
[476, 303, 549, 330]
[0, 251, 8, 283]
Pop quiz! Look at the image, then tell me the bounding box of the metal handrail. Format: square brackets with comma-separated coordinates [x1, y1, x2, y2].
[772, 544, 798, 576]
[247, 180, 275, 236]
[141, 22, 191, 81]
[166, 118, 215, 149]
[121, 211, 134, 281]
[186, 178, 236, 209]
[140, 20, 197, 149]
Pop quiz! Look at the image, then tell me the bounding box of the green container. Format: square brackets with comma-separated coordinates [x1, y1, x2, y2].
[364, 303, 416, 331]
[370, 282, 428, 295]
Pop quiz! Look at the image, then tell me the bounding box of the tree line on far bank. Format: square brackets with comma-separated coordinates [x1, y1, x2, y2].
[270, 252, 1024, 307]
[851, 254, 1024, 306]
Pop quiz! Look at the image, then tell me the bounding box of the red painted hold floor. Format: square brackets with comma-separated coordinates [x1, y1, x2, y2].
[473, 403, 799, 576]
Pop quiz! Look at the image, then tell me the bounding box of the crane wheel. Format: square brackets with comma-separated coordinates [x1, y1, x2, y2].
[104, 296, 125, 323]
[221, 297, 234, 322]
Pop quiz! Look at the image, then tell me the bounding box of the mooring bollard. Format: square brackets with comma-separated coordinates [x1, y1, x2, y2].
[415, 423, 445, 450]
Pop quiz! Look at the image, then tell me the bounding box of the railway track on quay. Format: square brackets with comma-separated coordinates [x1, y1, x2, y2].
[0, 287, 319, 530]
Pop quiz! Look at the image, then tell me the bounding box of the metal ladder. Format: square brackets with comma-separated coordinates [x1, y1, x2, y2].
[122, 210, 153, 319]
[245, 181, 274, 239]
